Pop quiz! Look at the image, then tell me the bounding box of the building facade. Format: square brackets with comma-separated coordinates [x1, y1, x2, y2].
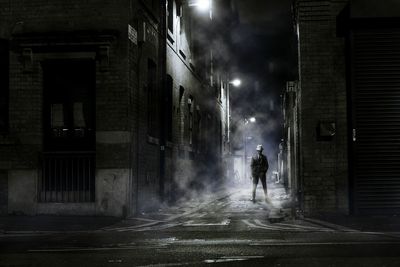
[164, 0, 235, 200]
[292, 0, 400, 215]
[0, 0, 232, 217]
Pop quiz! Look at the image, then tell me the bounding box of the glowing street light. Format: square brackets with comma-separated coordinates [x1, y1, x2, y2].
[189, 0, 211, 11]
[197, 0, 210, 11]
[244, 116, 256, 125]
[230, 79, 241, 87]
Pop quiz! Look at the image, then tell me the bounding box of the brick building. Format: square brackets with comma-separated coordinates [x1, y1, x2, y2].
[164, 0, 235, 202]
[0, 0, 232, 217]
[291, 0, 400, 215]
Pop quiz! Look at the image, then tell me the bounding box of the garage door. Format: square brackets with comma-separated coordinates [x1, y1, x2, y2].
[352, 28, 400, 214]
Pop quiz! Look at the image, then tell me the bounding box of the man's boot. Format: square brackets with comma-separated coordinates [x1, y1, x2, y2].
[264, 193, 271, 205]
[251, 191, 256, 203]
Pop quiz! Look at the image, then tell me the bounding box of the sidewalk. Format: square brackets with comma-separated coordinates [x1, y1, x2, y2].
[304, 213, 400, 232]
[0, 215, 120, 233]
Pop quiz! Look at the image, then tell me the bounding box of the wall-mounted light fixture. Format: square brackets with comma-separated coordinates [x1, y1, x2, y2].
[317, 121, 336, 141]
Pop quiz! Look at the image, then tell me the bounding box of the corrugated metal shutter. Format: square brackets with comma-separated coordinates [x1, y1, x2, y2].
[353, 28, 400, 214]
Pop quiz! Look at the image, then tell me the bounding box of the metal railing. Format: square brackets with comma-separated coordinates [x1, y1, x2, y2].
[39, 151, 95, 202]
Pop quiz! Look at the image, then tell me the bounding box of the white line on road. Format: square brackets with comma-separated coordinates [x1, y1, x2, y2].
[183, 219, 231, 227]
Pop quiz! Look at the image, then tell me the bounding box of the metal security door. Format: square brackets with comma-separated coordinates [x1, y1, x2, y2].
[352, 28, 400, 214]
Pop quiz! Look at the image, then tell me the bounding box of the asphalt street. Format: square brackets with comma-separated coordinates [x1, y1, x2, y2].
[1, 186, 400, 266]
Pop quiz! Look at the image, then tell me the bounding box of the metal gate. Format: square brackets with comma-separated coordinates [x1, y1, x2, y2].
[352, 28, 400, 214]
[39, 152, 95, 202]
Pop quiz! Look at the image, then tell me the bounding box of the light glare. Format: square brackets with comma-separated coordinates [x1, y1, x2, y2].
[231, 79, 241, 87]
[196, 0, 210, 11]
[249, 117, 256, 123]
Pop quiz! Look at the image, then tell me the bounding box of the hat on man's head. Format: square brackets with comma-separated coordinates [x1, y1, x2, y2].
[256, 144, 263, 151]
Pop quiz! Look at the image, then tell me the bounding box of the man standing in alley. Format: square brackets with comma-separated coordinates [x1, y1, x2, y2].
[250, 144, 269, 203]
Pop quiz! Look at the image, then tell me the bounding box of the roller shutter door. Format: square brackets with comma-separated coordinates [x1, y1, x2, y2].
[353, 28, 400, 214]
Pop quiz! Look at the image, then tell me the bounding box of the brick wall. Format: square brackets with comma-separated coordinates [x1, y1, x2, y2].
[1, 0, 130, 168]
[0, 0, 135, 216]
[297, 0, 349, 214]
[0, 170, 7, 215]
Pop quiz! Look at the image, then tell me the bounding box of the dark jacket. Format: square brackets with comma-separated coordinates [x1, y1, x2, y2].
[250, 153, 269, 177]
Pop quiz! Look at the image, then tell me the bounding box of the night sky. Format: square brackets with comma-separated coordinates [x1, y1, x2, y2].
[230, 0, 298, 165]
[233, 0, 297, 96]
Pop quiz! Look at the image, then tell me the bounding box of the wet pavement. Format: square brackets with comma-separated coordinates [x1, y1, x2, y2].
[1, 184, 400, 266]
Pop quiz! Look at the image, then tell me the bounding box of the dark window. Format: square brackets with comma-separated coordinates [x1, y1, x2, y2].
[195, 109, 201, 150]
[179, 86, 184, 103]
[179, 86, 185, 143]
[188, 95, 194, 145]
[43, 60, 95, 151]
[0, 40, 9, 133]
[167, 0, 174, 33]
[147, 59, 158, 137]
[166, 75, 173, 142]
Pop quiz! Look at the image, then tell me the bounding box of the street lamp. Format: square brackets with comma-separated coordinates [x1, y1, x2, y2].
[189, 0, 211, 11]
[195, 0, 210, 11]
[188, 0, 212, 19]
[245, 117, 256, 124]
[230, 79, 241, 87]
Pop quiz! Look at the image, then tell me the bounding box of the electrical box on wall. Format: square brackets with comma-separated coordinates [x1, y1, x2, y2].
[317, 121, 336, 141]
